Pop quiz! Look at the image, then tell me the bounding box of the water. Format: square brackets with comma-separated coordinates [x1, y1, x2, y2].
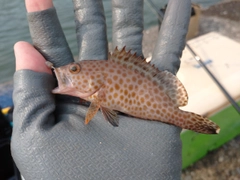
[0, 0, 222, 84]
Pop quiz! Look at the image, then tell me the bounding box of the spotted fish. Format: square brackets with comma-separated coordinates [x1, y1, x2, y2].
[46, 47, 220, 134]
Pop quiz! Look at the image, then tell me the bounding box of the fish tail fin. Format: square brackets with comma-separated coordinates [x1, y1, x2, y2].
[176, 110, 220, 134]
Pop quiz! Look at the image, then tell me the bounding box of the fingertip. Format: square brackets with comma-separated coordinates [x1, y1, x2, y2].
[14, 41, 52, 74]
[25, 0, 53, 12]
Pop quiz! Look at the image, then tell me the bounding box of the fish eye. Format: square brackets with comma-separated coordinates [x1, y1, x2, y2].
[69, 63, 81, 74]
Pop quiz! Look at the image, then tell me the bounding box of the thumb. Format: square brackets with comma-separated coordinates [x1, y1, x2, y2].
[14, 41, 51, 74]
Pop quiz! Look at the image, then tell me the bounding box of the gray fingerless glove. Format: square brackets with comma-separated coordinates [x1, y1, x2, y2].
[12, 0, 191, 179]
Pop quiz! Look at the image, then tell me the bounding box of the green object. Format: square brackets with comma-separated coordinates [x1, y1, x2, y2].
[181, 101, 240, 169]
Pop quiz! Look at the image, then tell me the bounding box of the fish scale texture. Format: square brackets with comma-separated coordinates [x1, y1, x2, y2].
[12, 70, 182, 180]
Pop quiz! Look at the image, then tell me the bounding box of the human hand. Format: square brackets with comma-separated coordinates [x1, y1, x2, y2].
[11, 0, 191, 179]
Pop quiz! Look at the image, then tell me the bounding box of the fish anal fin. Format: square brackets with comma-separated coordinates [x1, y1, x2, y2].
[100, 106, 119, 127]
[85, 102, 100, 125]
[158, 71, 188, 107]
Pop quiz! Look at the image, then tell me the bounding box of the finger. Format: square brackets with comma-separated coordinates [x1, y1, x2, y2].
[112, 0, 143, 56]
[73, 0, 108, 60]
[26, 0, 74, 67]
[25, 0, 53, 12]
[14, 41, 51, 74]
[151, 0, 191, 75]
[12, 70, 56, 140]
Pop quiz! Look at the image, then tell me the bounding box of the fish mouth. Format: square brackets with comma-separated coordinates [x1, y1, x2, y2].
[52, 68, 72, 94]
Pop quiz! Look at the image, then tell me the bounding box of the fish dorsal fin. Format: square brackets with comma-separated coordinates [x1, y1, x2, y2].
[156, 70, 188, 107]
[109, 47, 188, 107]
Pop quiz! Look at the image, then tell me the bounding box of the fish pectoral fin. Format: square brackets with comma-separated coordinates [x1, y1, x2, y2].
[85, 102, 100, 125]
[100, 106, 119, 127]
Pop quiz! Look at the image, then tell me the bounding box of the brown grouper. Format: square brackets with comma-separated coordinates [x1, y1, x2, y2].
[46, 47, 220, 134]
